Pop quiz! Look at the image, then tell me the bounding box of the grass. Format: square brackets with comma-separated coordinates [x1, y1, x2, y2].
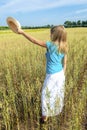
[0, 28, 87, 130]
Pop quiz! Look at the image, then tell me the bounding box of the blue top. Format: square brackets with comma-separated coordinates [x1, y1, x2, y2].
[45, 41, 65, 74]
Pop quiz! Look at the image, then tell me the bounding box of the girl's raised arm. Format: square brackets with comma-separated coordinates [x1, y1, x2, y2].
[18, 28, 46, 48]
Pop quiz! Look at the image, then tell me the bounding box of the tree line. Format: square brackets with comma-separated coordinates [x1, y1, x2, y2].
[0, 25, 53, 30]
[0, 20, 87, 30]
[64, 20, 87, 27]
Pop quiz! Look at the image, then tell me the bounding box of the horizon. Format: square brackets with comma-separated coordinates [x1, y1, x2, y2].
[0, 0, 87, 26]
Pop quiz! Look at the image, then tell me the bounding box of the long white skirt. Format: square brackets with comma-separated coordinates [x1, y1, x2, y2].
[41, 70, 65, 117]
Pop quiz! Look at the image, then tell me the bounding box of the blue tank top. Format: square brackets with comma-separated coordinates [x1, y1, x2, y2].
[45, 41, 64, 74]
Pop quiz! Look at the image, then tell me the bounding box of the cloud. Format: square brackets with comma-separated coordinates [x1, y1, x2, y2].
[76, 8, 87, 14]
[0, 0, 87, 15]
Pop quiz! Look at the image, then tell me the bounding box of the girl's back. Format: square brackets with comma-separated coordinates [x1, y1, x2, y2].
[46, 41, 64, 74]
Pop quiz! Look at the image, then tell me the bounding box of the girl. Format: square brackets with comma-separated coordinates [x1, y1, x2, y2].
[17, 25, 67, 123]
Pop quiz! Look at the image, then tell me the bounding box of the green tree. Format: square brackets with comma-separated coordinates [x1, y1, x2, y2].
[64, 21, 72, 27]
[82, 20, 87, 27]
[77, 20, 81, 26]
[72, 21, 77, 27]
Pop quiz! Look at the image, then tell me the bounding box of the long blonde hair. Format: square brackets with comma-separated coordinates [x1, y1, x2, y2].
[50, 25, 68, 54]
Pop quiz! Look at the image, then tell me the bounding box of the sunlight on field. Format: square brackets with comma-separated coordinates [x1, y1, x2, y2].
[0, 28, 87, 130]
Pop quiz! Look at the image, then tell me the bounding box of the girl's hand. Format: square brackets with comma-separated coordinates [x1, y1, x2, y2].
[17, 28, 24, 34]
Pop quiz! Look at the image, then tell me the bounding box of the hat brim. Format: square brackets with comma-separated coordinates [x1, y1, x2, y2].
[6, 17, 21, 34]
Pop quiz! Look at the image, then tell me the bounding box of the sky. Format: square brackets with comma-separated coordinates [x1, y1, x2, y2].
[0, 0, 87, 26]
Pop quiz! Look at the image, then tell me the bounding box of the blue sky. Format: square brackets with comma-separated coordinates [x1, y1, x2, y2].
[0, 0, 87, 26]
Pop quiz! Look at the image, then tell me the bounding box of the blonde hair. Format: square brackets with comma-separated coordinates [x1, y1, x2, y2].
[50, 25, 68, 54]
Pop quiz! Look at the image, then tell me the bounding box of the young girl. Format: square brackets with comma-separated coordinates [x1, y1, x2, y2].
[17, 25, 67, 123]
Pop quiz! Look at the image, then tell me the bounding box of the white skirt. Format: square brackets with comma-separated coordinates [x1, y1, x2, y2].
[41, 70, 65, 117]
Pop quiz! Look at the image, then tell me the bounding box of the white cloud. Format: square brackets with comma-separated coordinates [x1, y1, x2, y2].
[76, 8, 87, 14]
[0, 0, 87, 14]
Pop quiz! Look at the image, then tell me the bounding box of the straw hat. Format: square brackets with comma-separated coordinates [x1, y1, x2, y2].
[6, 17, 21, 33]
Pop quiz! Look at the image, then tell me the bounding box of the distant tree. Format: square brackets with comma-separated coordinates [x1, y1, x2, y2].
[0, 26, 9, 30]
[77, 20, 81, 26]
[82, 21, 85, 27]
[86, 20, 87, 24]
[82, 20, 87, 27]
[51, 24, 54, 28]
[64, 20, 87, 28]
[64, 21, 72, 27]
[72, 21, 77, 27]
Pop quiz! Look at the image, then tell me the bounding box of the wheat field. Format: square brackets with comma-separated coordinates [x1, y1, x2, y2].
[0, 28, 87, 130]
